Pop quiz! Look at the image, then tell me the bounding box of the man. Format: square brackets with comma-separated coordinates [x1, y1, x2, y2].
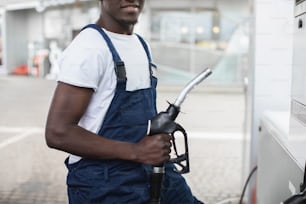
[45, 0, 203, 203]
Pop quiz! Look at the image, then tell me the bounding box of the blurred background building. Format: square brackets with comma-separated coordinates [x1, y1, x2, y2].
[0, 0, 250, 87]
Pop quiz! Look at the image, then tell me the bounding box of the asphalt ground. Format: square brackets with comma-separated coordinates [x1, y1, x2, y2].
[0, 75, 248, 204]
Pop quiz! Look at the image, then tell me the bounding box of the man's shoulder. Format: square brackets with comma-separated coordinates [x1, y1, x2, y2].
[70, 28, 108, 50]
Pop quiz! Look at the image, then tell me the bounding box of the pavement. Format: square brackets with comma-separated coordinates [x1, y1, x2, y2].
[0, 75, 249, 204]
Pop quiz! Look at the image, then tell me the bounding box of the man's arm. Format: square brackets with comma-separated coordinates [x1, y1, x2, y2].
[45, 82, 171, 165]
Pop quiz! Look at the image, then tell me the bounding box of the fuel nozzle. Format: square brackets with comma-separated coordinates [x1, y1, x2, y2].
[165, 103, 180, 121]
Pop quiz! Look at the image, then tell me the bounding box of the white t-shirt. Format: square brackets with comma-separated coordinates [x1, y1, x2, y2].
[57, 27, 153, 164]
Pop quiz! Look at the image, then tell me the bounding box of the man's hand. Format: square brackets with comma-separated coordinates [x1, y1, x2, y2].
[132, 134, 172, 166]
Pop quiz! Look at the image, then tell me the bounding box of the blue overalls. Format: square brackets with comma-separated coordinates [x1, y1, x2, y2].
[65, 24, 203, 204]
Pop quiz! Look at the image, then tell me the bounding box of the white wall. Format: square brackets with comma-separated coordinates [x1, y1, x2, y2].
[27, 10, 43, 43]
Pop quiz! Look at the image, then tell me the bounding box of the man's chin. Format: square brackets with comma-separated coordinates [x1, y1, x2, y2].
[120, 18, 138, 26]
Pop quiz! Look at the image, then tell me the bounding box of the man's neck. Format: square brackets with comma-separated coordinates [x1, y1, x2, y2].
[96, 18, 135, 35]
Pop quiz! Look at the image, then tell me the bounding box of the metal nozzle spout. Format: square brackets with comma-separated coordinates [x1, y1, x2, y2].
[173, 68, 212, 107]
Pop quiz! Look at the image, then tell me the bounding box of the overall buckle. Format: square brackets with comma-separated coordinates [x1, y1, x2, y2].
[115, 61, 127, 80]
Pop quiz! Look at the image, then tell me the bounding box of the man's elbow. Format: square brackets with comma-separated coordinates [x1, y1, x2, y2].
[45, 125, 67, 150]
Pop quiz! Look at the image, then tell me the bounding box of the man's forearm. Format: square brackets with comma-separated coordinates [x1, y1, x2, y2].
[45, 124, 136, 161]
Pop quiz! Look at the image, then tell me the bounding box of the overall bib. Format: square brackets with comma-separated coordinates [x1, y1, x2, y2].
[65, 24, 203, 204]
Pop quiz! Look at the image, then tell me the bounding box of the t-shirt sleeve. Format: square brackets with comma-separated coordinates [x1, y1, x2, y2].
[57, 35, 105, 91]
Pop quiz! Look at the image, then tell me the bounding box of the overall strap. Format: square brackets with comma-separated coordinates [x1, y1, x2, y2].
[81, 24, 127, 81]
[135, 34, 157, 72]
[135, 34, 152, 64]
